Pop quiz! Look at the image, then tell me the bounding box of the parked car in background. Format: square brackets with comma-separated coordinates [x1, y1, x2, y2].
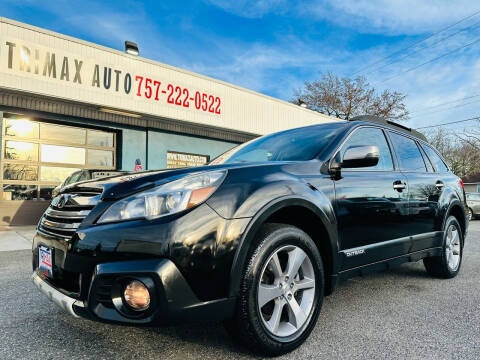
[32, 116, 467, 356]
[466, 192, 480, 220]
[52, 169, 129, 197]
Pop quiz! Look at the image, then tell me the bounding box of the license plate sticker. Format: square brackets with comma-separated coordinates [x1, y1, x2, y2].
[39, 246, 53, 278]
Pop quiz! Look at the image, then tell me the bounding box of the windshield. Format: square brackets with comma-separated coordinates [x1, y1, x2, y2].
[210, 122, 345, 165]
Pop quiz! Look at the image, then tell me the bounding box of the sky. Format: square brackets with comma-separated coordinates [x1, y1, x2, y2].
[1, 0, 480, 134]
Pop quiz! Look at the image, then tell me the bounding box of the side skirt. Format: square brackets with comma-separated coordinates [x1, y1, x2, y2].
[337, 247, 442, 281]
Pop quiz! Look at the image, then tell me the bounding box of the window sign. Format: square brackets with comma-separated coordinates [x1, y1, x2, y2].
[167, 151, 209, 168]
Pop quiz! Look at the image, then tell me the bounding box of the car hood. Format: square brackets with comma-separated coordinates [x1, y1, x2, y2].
[61, 163, 273, 200]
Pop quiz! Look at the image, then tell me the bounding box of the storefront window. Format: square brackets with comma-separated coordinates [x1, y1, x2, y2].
[40, 166, 81, 182]
[3, 164, 38, 181]
[40, 123, 86, 144]
[2, 184, 38, 200]
[88, 149, 113, 167]
[38, 186, 56, 201]
[5, 118, 39, 138]
[41, 144, 86, 165]
[4, 141, 38, 161]
[88, 130, 114, 147]
[1, 115, 116, 201]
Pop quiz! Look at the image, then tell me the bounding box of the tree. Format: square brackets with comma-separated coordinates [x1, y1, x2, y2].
[292, 72, 409, 121]
[425, 127, 480, 178]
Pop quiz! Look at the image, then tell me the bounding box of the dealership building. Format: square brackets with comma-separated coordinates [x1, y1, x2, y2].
[0, 17, 336, 225]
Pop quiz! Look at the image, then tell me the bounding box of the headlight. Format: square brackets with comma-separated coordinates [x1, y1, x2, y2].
[97, 170, 226, 223]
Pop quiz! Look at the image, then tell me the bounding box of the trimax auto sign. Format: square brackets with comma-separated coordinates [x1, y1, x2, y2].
[0, 18, 336, 136]
[1, 38, 222, 115]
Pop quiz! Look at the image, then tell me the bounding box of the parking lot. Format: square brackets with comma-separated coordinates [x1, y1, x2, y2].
[1, 222, 479, 360]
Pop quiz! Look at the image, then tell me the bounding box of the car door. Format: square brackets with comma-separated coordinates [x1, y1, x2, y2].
[387, 131, 442, 251]
[471, 194, 480, 214]
[333, 126, 410, 270]
[420, 142, 463, 222]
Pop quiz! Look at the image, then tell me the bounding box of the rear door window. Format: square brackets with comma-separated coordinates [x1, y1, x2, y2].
[388, 132, 426, 172]
[421, 144, 449, 172]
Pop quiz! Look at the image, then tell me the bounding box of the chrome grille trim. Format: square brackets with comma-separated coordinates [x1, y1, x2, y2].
[37, 227, 72, 240]
[45, 208, 90, 219]
[39, 190, 102, 240]
[41, 218, 82, 231]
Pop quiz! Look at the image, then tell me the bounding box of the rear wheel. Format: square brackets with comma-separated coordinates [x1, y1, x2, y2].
[424, 216, 463, 278]
[467, 208, 473, 221]
[226, 224, 324, 356]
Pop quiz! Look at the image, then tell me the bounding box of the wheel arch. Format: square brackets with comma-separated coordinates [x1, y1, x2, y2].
[228, 196, 339, 298]
[445, 200, 467, 238]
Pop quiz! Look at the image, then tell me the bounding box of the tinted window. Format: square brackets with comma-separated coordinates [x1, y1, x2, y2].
[389, 132, 426, 171]
[64, 171, 82, 185]
[419, 145, 434, 172]
[77, 171, 90, 182]
[338, 127, 393, 171]
[421, 144, 449, 172]
[210, 123, 346, 164]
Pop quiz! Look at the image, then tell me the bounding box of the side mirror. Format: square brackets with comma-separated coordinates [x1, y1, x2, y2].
[342, 145, 379, 168]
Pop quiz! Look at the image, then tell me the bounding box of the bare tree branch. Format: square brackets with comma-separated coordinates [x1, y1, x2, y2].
[292, 72, 409, 121]
[426, 126, 480, 178]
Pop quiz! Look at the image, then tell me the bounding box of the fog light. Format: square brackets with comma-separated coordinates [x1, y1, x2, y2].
[123, 280, 150, 311]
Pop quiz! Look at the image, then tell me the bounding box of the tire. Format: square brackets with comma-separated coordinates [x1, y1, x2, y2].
[423, 216, 464, 279]
[225, 223, 324, 356]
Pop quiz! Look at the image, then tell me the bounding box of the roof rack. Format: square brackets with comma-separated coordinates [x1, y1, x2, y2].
[349, 115, 427, 142]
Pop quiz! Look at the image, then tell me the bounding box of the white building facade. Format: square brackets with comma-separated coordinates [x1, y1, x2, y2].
[0, 17, 337, 224]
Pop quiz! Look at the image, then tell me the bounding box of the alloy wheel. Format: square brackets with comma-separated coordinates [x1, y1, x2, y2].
[445, 224, 461, 272]
[257, 245, 315, 338]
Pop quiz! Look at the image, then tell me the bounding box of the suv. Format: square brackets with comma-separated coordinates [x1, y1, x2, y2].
[32, 116, 467, 356]
[466, 192, 480, 220]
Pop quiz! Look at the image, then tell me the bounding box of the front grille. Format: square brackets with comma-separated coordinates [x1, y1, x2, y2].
[38, 191, 102, 240]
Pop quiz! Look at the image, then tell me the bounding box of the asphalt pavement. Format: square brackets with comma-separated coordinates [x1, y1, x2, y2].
[1, 222, 479, 359]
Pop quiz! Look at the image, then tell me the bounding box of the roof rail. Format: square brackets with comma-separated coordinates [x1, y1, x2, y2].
[349, 115, 427, 142]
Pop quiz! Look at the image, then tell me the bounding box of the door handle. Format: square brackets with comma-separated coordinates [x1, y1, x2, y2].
[435, 181, 444, 190]
[393, 180, 406, 191]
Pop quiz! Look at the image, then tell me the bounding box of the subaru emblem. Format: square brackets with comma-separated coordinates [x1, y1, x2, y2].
[57, 194, 71, 208]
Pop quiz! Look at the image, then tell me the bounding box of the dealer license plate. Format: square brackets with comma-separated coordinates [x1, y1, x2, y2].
[39, 246, 53, 278]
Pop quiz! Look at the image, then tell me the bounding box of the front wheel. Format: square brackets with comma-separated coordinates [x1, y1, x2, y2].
[424, 216, 463, 278]
[226, 224, 324, 356]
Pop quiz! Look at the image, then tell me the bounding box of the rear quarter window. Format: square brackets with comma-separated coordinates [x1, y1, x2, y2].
[421, 144, 449, 172]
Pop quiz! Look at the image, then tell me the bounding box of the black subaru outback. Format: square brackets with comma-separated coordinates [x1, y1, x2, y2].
[32, 116, 467, 355]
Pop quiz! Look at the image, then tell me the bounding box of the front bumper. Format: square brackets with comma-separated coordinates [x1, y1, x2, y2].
[32, 272, 86, 317]
[32, 258, 236, 325]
